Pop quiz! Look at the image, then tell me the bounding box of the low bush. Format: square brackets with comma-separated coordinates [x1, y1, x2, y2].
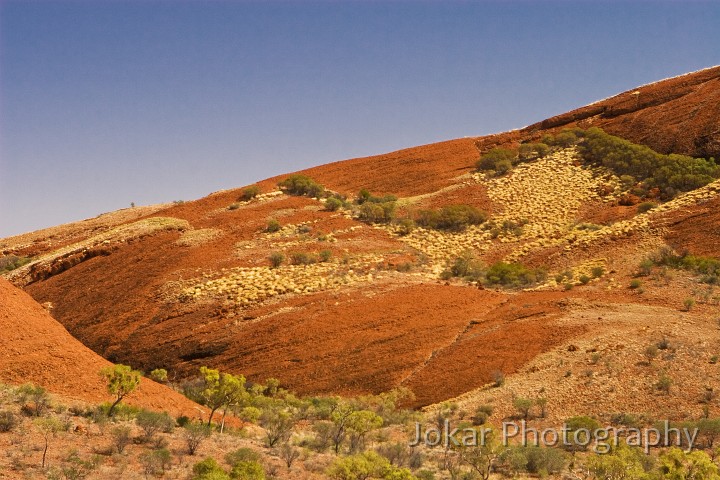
[637, 201, 658, 213]
[357, 201, 396, 224]
[239, 185, 261, 201]
[278, 175, 325, 198]
[649, 247, 720, 284]
[269, 252, 284, 268]
[136, 410, 175, 441]
[577, 127, 719, 200]
[518, 142, 551, 161]
[476, 148, 517, 174]
[265, 219, 281, 233]
[0, 255, 31, 272]
[416, 205, 487, 232]
[484, 262, 547, 288]
[0, 410, 18, 432]
[325, 197, 344, 212]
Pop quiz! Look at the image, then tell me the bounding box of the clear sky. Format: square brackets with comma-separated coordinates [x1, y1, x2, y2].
[1, 1, 719, 237]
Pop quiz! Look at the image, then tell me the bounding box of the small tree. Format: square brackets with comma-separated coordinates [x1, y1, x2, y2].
[260, 407, 297, 447]
[35, 417, 63, 468]
[136, 410, 175, 442]
[277, 441, 301, 470]
[110, 425, 132, 453]
[198, 367, 247, 426]
[100, 364, 141, 417]
[513, 397, 534, 420]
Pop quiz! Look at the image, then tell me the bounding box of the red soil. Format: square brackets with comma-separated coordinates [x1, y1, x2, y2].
[0, 278, 203, 418]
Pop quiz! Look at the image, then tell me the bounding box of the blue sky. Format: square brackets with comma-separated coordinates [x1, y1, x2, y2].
[1, 1, 719, 237]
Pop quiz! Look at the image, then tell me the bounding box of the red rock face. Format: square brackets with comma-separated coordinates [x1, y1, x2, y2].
[3, 66, 719, 408]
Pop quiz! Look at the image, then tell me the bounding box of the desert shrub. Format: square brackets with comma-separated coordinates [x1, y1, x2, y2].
[577, 127, 719, 200]
[637, 201, 658, 213]
[442, 251, 484, 282]
[325, 197, 344, 211]
[417, 205, 487, 232]
[239, 185, 261, 201]
[184, 421, 212, 455]
[278, 175, 325, 198]
[518, 142, 550, 161]
[136, 410, 175, 441]
[484, 262, 547, 288]
[563, 415, 601, 452]
[110, 425, 132, 453]
[269, 252, 284, 268]
[513, 397, 534, 420]
[0, 410, 18, 432]
[476, 147, 517, 173]
[319, 250, 332, 262]
[230, 461, 265, 479]
[356, 190, 398, 205]
[149, 368, 168, 383]
[139, 448, 172, 476]
[650, 248, 720, 284]
[265, 219, 281, 233]
[225, 448, 261, 466]
[683, 298, 696, 311]
[591, 266, 605, 278]
[656, 374, 673, 393]
[192, 457, 230, 480]
[630, 279, 642, 289]
[471, 405, 493, 426]
[228, 203, 241, 210]
[357, 201, 396, 224]
[546, 128, 584, 148]
[290, 252, 317, 265]
[0, 255, 31, 272]
[522, 446, 567, 474]
[394, 218, 415, 236]
[579, 274, 591, 285]
[17, 383, 50, 417]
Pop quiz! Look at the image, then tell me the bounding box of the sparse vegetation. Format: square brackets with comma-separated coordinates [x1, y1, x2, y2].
[269, 252, 284, 268]
[577, 127, 720, 200]
[0, 254, 31, 273]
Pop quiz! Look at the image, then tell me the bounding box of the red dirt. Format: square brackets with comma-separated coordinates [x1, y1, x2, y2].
[0, 278, 204, 418]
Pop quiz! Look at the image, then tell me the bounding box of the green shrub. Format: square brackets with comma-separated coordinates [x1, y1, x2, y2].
[394, 218, 416, 236]
[136, 410, 175, 440]
[184, 422, 212, 455]
[649, 248, 720, 284]
[139, 448, 172, 476]
[230, 461, 265, 480]
[637, 201, 658, 213]
[356, 190, 397, 205]
[225, 448, 261, 466]
[442, 251, 484, 282]
[239, 186, 261, 201]
[630, 279, 642, 289]
[325, 197, 344, 212]
[192, 457, 229, 480]
[290, 252, 316, 265]
[416, 205, 487, 232]
[579, 274, 591, 285]
[357, 201, 396, 224]
[471, 405, 494, 426]
[591, 266, 605, 278]
[0, 255, 31, 272]
[577, 127, 719, 200]
[269, 252, 284, 268]
[278, 175, 325, 198]
[0, 410, 18, 432]
[518, 142, 550, 161]
[683, 298, 696, 311]
[319, 250, 332, 262]
[149, 368, 168, 383]
[485, 262, 547, 288]
[476, 148, 517, 173]
[523, 446, 567, 474]
[265, 219, 281, 233]
[17, 383, 50, 417]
